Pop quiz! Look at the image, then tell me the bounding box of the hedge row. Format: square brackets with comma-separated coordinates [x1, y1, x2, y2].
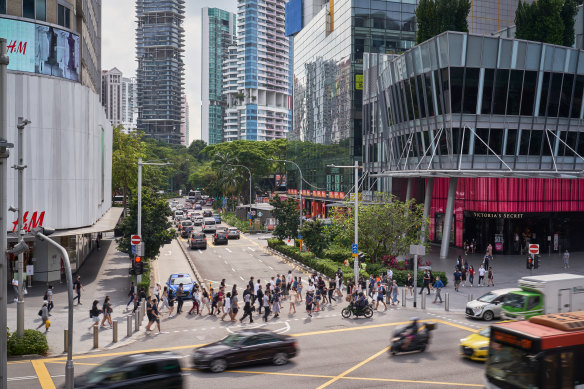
[7, 328, 49, 356]
[137, 261, 151, 292]
[268, 239, 448, 287]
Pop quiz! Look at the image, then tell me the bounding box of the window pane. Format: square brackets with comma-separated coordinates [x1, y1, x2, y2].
[0, 0, 6, 14]
[560, 74, 574, 118]
[441, 68, 450, 113]
[416, 75, 426, 118]
[409, 78, 419, 119]
[506, 70, 523, 115]
[506, 129, 518, 155]
[23, 0, 34, 18]
[424, 73, 435, 116]
[450, 67, 464, 113]
[463, 68, 480, 114]
[434, 70, 443, 115]
[519, 130, 531, 155]
[65, 7, 70, 28]
[452, 128, 462, 155]
[542, 131, 553, 156]
[521, 71, 537, 116]
[547, 73, 563, 117]
[565, 131, 578, 156]
[35, 0, 46, 20]
[529, 131, 543, 155]
[475, 128, 489, 154]
[576, 132, 584, 156]
[539, 72, 551, 116]
[482, 69, 495, 114]
[58, 4, 64, 26]
[493, 69, 509, 115]
[571, 75, 584, 118]
[490, 129, 504, 155]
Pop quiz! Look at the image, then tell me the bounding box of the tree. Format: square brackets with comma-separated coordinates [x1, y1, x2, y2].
[117, 187, 175, 259]
[112, 126, 144, 208]
[187, 139, 208, 162]
[299, 220, 329, 257]
[561, 0, 578, 47]
[269, 196, 300, 240]
[515, 0, 572, 46]
[416, 0, 470, 44]
[331, 197, 429, 262]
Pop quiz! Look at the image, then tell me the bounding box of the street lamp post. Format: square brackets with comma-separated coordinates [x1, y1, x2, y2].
[137, 158, 171, 283]
[228, 164, 252, 224]
[328, 162, 361, 283]
[269, 159, 303, 231]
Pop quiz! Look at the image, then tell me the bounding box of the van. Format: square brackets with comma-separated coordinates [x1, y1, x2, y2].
[202, 217, 216, 233]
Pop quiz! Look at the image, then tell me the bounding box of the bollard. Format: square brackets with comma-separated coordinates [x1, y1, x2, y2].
[401, 288, 406, 307]
[93, 325, 99, 349]
[127, 315, 132, 337]
[140, 302, 145, 322]
[64, 329, 69, 353]
[445, 292, 450, 312]
[112, 320, 118, 343]
[468, 293, 473, 302]
[421, 292, 426, 309]
[134, 310, 140, 332]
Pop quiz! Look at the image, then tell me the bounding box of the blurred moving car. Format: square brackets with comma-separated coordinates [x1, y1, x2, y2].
[465, 288, 520, 321]
[167, 273, 195, 298]
[74, 351, 183, 388]
[202, 217, 217, 233]
[459, 326, 491, 362]
[213, 231, 228, 245]
[190, 233, 207, 250]
[192, 329, 297, 373]
[227, 227, 240, 239]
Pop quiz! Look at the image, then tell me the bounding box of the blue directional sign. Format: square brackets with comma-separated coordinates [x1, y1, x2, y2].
[352, 244, 358, 254]
[298, 233, 302, 240]
[131, 245, 136, 255]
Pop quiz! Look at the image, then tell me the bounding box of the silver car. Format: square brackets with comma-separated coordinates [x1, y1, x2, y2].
[227, 227, 240, 239]
[465, 288, 520, 321]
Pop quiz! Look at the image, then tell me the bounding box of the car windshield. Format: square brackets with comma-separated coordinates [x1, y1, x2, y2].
[82, 359, 124, 384]
[229, 228, 238, 232]
[182, 221, 193, 227]
[478, 327, 491, 337]
[205, 221, 215, 225]
[503, 293, 526, 309]
[171, 276, 192, 285]
[486, 342, 538, 388]
[477, 292, 498, 303]
[193, 234, 205, 239]
[220, 334, 247, 346]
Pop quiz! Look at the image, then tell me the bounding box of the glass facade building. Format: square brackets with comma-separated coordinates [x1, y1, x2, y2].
[363, 32, 584, 253]
[286, 0, 416, 212]
[202, 7, 236, 145]
[136, 0, 185, 145]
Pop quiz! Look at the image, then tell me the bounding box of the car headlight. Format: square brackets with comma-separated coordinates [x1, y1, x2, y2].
[473, 307, 483, 314]
[479, 346, 489, 351]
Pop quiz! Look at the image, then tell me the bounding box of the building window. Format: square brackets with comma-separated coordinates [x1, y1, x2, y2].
[0, 0, 6, 14]
[58, 4, 71, 28]
[22, 0, 35, 18]
[35, 0, 45, 20]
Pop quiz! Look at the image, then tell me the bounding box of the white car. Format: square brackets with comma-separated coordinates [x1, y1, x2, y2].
[465, 288, 521, 321]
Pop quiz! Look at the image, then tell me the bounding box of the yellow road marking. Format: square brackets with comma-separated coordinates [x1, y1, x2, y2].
[292, 319, 413, 337]
[45, 343, 207, 362]
[434, 319, 475, 333]
[207, 240, 215, 248]
[45, 361, 101, 366]
[240, 233, 263, 249]
[31, 360, 56, 389]
[316, 345, 390, 389]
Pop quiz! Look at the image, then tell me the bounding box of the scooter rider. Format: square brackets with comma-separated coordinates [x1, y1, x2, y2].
[356, 292, 368, 313]
[401, 317, 419, 349]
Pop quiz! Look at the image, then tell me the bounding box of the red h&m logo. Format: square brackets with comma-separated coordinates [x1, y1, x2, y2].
[6, 40, 28, 55]
[12, 211, 45, 232]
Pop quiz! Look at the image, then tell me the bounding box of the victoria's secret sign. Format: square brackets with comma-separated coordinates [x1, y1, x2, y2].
[471, 212, 524, 219]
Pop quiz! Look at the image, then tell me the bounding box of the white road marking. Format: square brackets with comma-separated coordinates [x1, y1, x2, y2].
[225, 248, 232, 253]
[232, 268, 236, 272]
[198, 250, 203, 254]
[268, 266, 273, 270]
[248, 247, 256, 251]
[224, 260, 228, 264]
[258, 259, 263, 262]
[240, 276, 244, 281]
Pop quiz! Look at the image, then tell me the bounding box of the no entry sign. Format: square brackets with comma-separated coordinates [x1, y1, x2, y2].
[529, 244, 539, 254]
[131, 235, 141, 245]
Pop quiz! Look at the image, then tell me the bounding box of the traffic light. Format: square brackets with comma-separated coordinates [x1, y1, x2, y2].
[129, 258, 136, 275]
[534, 255, 540, 269]
[135, 257, 144, 275]
[526, 256, 533, 269]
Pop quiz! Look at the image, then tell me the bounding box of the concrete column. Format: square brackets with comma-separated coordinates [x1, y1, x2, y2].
[405, 178, 412, 201]
[439, 177, 458, 259]
[421, 178, 434, 243]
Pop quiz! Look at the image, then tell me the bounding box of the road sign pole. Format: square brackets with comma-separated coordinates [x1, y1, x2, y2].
[137, 158, 142, 284]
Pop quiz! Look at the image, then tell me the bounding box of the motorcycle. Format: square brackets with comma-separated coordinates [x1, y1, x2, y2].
[341, 300, 374, 319]
[390, 322, 436, 355]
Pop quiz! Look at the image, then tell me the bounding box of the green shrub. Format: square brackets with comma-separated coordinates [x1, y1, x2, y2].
[7, 329, 49, 356]
[222, 212, 251, 233]
[137, 261, 151, 292]
[322, 247, 352, 263]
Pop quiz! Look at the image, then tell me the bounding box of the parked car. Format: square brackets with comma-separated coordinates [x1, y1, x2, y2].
[203, 210, 213, 218]
[192, 329, 297, 373]
[190, 233, 207, 250]
[213, 231, 228, 245]
[227, 227, 240, 239]
[466, 288, 521, 321]
[74, 351, 184, 388]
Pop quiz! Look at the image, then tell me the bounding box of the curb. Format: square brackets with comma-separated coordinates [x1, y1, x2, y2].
[265, 246, 329, 280]
[175, 238, 208, 293]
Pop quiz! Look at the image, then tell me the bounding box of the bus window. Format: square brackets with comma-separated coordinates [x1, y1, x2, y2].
[543, 354, 557, 389]
[486, 342, 538, 388]
[560, 352, 573, 389]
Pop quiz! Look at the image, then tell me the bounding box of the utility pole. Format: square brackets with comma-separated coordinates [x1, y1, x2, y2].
[0, 37, 13, 389]
[15, 117, 30, 337]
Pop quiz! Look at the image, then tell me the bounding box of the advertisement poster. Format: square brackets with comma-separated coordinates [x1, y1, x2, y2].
[0, 17, 80, 81]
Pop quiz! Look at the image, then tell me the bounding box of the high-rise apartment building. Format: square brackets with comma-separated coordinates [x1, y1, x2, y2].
[181, 95, 189, 146]
[122, 77, 138, 132]
[223, 0, 292, 142]
[136, 0, 185, 145]
[102, 68, 123, 127]
[201, 7, 236, 145]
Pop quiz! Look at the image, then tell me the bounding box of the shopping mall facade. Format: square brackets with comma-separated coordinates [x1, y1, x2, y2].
[363, 32, 584, 257]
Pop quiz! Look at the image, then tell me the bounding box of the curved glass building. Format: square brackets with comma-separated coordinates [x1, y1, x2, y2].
[363, 32, 584, 257]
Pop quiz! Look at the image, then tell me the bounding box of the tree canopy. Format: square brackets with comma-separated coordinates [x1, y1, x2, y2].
[515, 0, 577, 47]
[415, 0, 471, 44]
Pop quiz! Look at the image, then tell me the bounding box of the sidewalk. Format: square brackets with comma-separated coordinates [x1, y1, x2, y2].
[7, 236, 149, 356]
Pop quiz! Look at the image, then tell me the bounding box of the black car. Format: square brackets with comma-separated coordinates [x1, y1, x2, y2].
[203, 210, 213, 218]
[192, 329, 297, 373]
[213, 232, 228, 245]
[73, 351, 183, 388]
[190, 233, 207, 250]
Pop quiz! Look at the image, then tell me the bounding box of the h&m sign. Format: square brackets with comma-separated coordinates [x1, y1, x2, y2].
[11, 211, 45, 232]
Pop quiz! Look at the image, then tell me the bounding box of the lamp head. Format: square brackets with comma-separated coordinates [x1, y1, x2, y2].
[8, 206, 17, 213]
[31, 226, 55, 238]
[10, 240, 29, 255]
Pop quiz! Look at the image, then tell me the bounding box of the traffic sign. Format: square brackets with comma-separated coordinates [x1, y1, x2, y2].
[352, 244, 358, 254]
[410, 244, 426, 256]
[529, 244, 539, 254]
[131, 235, 141, 245]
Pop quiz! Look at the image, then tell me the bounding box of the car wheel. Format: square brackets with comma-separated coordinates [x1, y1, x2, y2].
[210, 358, 227, 373]
[483, 310, 494, 321]
[273, 352, 289, 366]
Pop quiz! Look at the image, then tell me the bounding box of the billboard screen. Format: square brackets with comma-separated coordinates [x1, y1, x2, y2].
[0, 17, 80, 82]
[285, 0, 303, 36]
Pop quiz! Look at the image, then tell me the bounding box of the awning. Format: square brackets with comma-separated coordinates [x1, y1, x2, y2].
[50, 207, 124, 237]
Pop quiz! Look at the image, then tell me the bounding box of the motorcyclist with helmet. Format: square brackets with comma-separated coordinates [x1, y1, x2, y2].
[401, 317, 419, 350]
[356, 292, 368, 312]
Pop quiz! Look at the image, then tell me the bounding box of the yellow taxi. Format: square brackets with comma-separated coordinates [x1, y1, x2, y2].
[459, 326, 490, 362]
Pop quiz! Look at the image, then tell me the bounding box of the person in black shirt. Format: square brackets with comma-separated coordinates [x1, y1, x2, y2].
[328, 279, 336, 303]
[73, 275, 83, 305]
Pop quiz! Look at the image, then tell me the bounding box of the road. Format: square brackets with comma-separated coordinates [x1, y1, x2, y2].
[7, 202, 488, 388]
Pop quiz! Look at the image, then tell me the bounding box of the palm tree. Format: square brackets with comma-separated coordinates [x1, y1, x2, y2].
[212, 152, 245, 208]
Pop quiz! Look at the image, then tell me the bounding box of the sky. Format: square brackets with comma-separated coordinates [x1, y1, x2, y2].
[101, 0, 238, 145]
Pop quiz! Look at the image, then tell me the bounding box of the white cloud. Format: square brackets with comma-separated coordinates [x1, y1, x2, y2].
[102, 0, 237, 145]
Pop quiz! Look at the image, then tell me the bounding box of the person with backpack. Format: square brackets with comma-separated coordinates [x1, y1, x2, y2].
[125, 281, 136, 310]
[375, 282, 387, 311]
[88, 300, 101, 330]
[37, 302, 50, 333]
[306, 291, 314, 317]
[210, 288, 219, 315]
[44, 285, 54, 313]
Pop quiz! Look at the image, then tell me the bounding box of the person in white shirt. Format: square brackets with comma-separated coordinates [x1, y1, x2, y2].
[478, 265, 486, 286]
[387, 269, 393, 280]
[221, 293, 231, 321]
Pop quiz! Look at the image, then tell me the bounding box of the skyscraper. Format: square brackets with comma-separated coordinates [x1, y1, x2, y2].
[101, 68, 123, 127]
[201, 7, 236, 145]
[181, 95, 190, 146]
[136, 0, 185, 145]
[223, 0, 291, 141]
[122, 77, 138, 132]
